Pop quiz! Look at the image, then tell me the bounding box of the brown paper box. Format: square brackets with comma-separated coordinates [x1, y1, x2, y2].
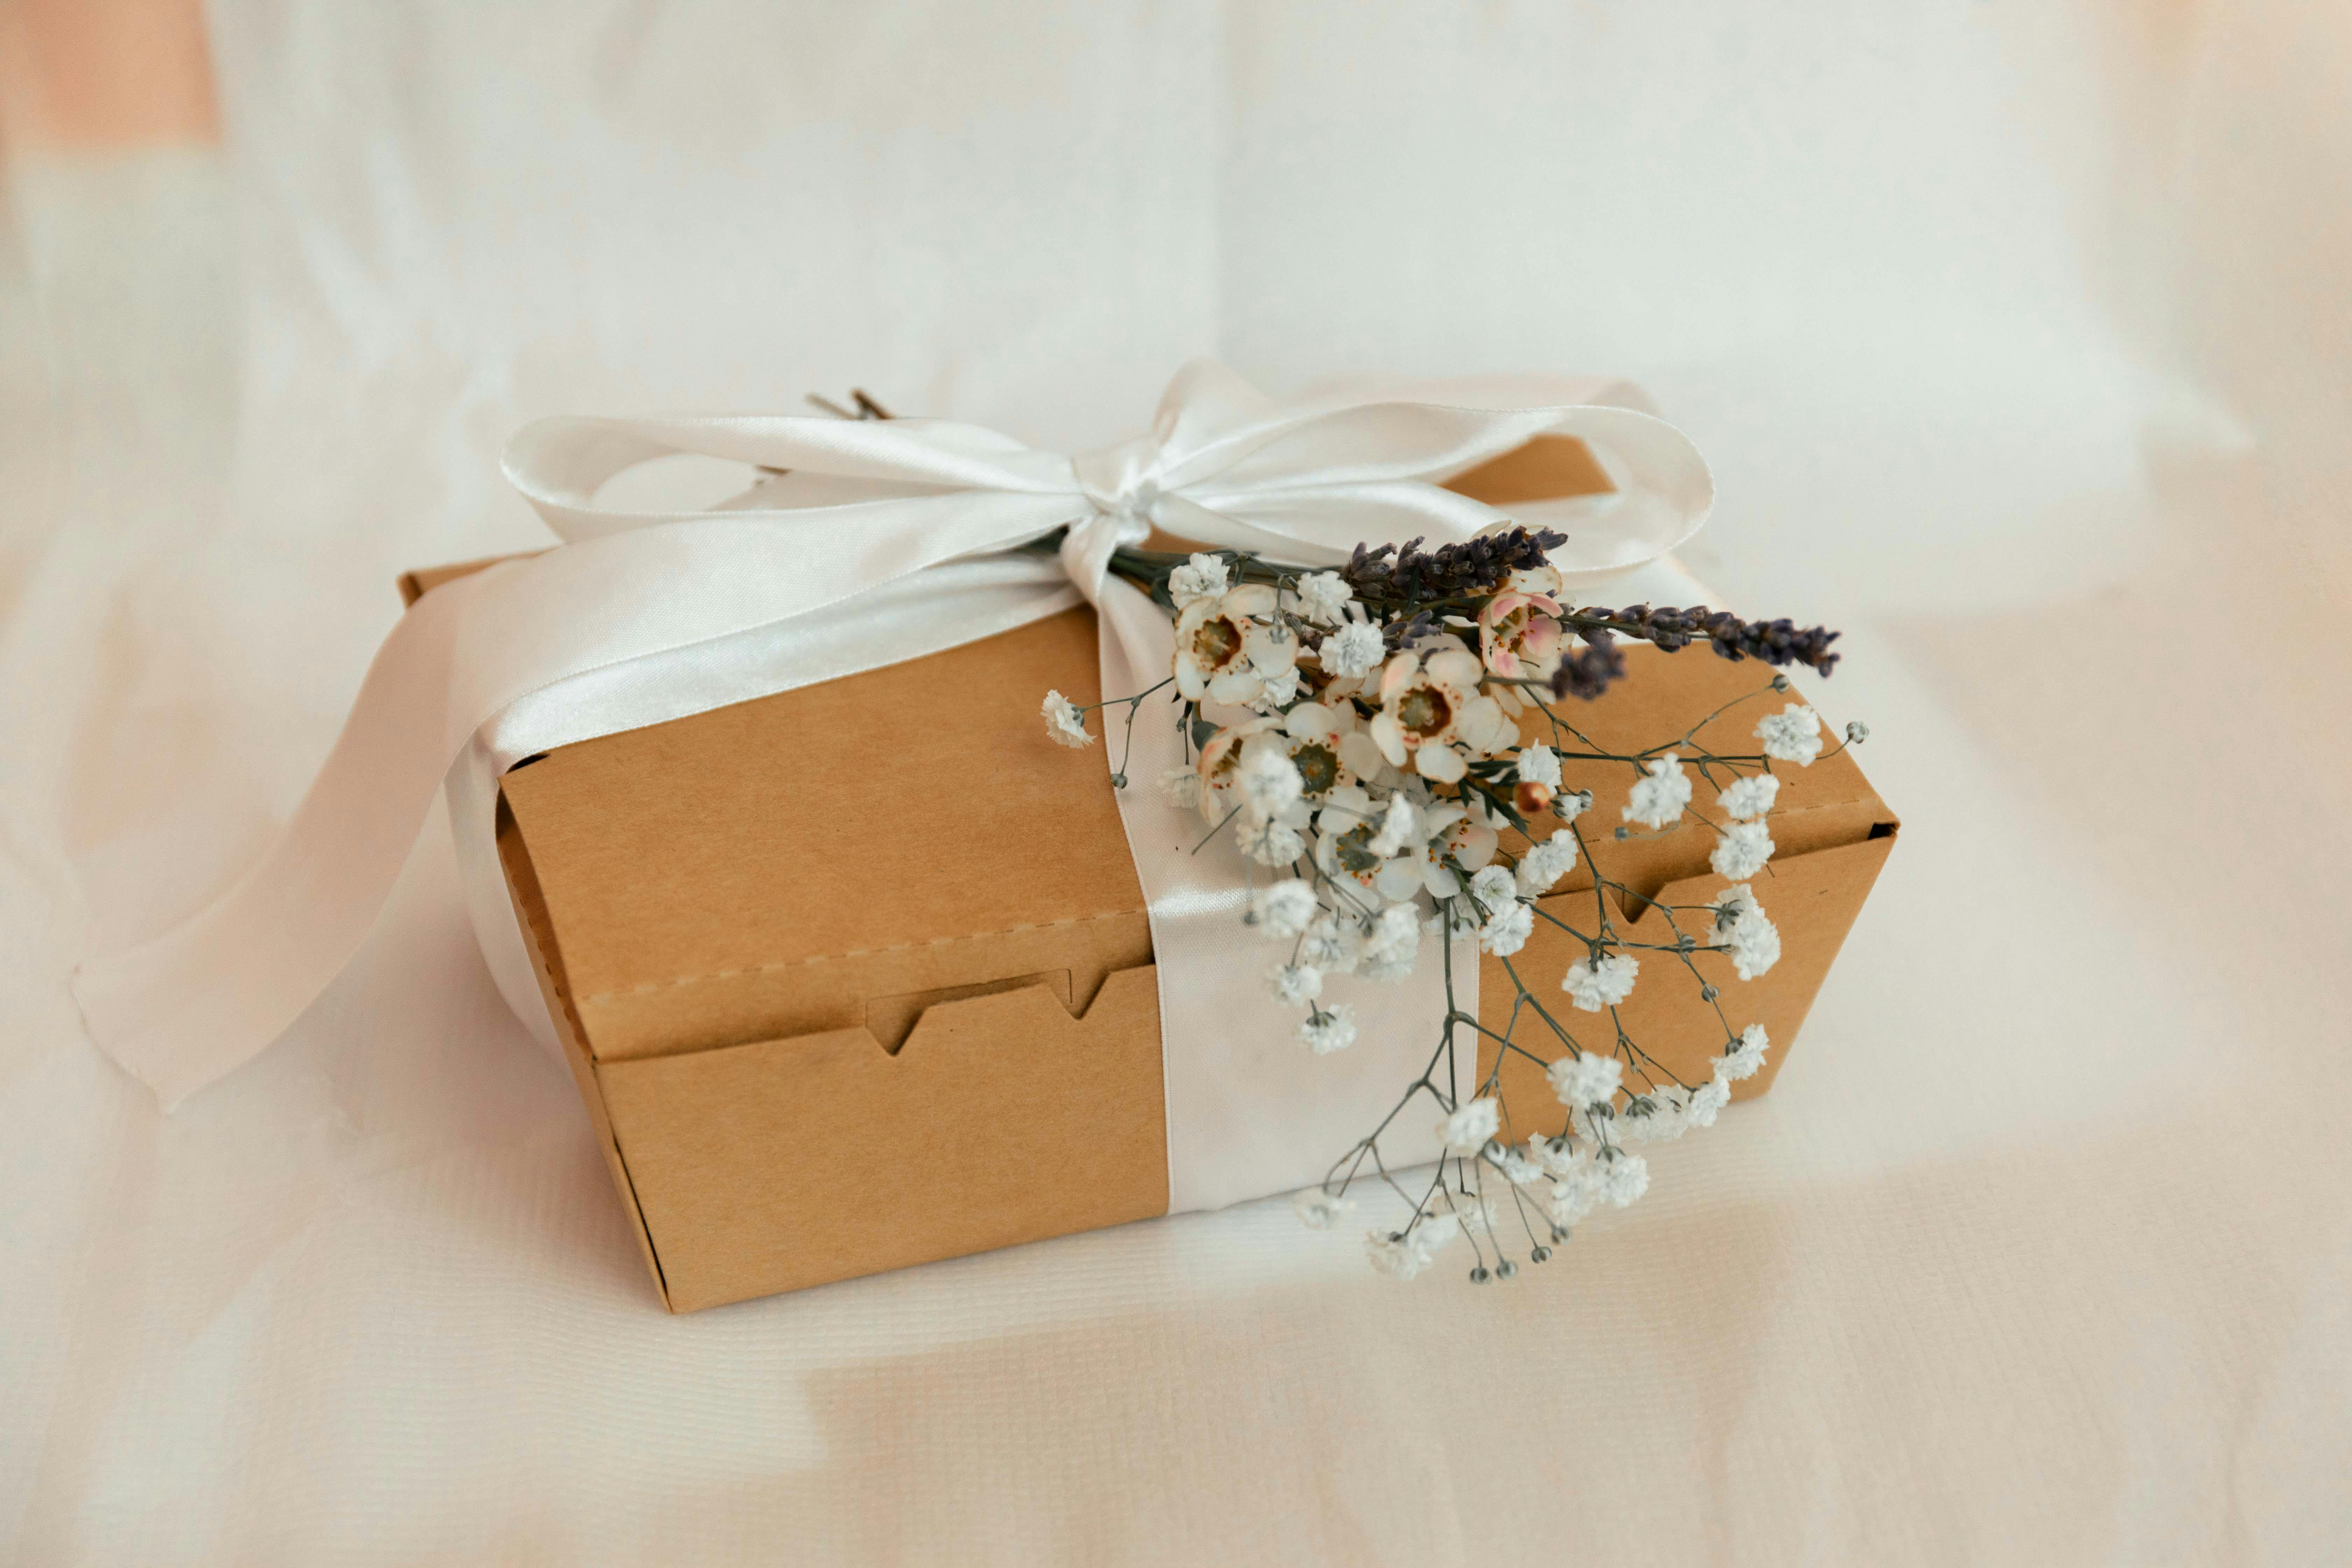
[406, 438, 1897, 1310]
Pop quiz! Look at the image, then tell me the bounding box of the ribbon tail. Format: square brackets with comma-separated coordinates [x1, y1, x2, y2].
[1087, 575, 1472, 1213]
[72, 569, 491, 1108]
[75, 494, 1090, 1108]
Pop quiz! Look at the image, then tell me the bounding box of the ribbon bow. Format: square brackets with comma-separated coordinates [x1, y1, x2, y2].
[74, 359, 1712, 1107]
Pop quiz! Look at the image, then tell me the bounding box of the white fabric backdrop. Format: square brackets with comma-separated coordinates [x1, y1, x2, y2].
[4, 2, 2348, 1561]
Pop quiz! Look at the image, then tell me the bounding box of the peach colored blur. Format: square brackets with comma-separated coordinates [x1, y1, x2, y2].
[0, 0, 217, 149]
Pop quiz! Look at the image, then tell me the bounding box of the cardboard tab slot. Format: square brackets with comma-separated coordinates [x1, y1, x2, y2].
[865, 969, 1076, 1053]
[599, 964, 1169, 1311]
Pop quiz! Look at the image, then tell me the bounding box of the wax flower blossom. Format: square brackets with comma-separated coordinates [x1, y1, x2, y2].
[1370, 643, 1516, 783]
[1042, 525, 1862, 1284]
[1174, 583, 1298, 706]
[1478, 587, 1564, 679]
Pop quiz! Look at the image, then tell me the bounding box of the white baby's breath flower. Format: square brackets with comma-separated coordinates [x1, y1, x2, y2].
[1438, 1096, 1501, 1153]
[1255, 663, 1304, 709]
[1531, 1137, 1582, 1178]
[1717, 772, 1780, 821]
[1757, 703, 1823, 765]
[1239, 746, 1304, 818]
[1363, 903, 1422, 965]
[1365, 1213, 1458, 1279]
[1431, 896, 1480, 941]
[1516, 832, 1578, 894]
[1168, 552, 1231, 611]
[1617, 1086, 1689, 1144]
[1297, 571, 1354, 623]
[1468, 864, 1517, 912]
[1548, 1171, 1600, 1228]
[1297, 1004, 1358, 1054]
[1685, 1074, 1731, 1128]
[1723, 913, 1781, 979]
[1548, 1050, 1624, 1109]
[1719, 1023, 1769, 1081]
[1238, 813, 1307, 867]
[1252, 878, 1318, 939]
[1562, 952, 1639, 1011]
[1298, 914, 1360, 974]
[1846, 720, 1870, 745]
[1366, 794, 1419, 858]
[1042, 690, 1093, 749]
[1709, 883, 1762, 924]
[1490, 1144, 1546, 1185]
[1324, 619, 1386, 679]
[1479, 900, 1534, 957]
[1430, 1187, 1501, 1238]
[1708, 884, 1782, 980]
[1555, 788, 1594, 824]
[1624, 754, 1692, 828]
[1266, 962, 1323, 1005]
[1158, 764, 1202, 808]
[1293, 1186, 1354, 1228]
[1516, 744, 1562, 788]
[1710, 818, 1775, 880]
[1363, 1236, 1423, 1278]
[1597, 1152, 1650, 1208]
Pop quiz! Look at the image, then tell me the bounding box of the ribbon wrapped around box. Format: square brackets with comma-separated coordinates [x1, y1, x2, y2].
[72, 362, 1896, 1311]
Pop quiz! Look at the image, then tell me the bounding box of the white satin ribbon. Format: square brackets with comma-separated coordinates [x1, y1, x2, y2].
[72, 359, 1712, 1211]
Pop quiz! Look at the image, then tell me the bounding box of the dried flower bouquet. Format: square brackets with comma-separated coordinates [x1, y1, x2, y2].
[1043, 527, 1863, 1282]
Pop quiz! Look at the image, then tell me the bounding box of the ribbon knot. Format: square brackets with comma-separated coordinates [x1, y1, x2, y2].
[1063, 432, 1171, 607]
[1072, 432, 1168, 525]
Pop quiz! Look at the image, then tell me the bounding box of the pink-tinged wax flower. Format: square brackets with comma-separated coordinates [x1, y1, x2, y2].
[1478, 589, 1564, 680]
[1368, 645, 1514, 783]
[1172, 583, 1297, 706]
[1193, 715, 1281, 824]
[1264, 701, 1362, 802]
[1503, 562, 1564, 599]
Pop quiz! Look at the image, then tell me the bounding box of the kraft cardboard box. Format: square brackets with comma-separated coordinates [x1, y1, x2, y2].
[404, 440, 1897, 1310]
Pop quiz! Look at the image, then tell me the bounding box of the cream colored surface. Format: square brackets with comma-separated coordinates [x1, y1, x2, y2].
[3, 3, 2348, 1562]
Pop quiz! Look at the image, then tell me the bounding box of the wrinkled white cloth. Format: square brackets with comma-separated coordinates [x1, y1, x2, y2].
[4, 4, 2350, 1564]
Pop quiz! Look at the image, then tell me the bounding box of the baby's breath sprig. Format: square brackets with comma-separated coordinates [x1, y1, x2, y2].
[1049, 523, 1865, 1283]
